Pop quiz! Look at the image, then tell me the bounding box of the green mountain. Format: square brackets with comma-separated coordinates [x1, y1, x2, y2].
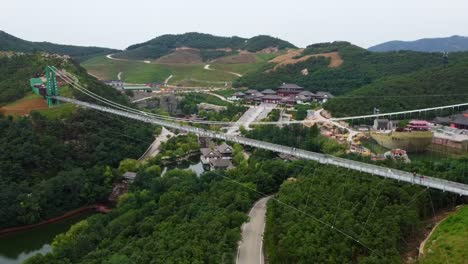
[0, 53, 154, 231]
[113, 32, 296, 60]
[324, 60, 468, 116]
[368, 35, 468, 52]
[234, 41, 468, 115]
[0, 30, 119, 62]
[234, 41, 450, 94]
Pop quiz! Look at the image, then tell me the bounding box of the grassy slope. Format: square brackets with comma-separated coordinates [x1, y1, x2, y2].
[82, 53, 277, 86]
[419, 206, 468, 264]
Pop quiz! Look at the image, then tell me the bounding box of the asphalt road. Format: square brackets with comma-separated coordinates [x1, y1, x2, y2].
[237, 196, 272, 264]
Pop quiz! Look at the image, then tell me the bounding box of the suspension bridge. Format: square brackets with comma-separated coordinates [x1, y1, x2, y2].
[42, 66, 468, 196]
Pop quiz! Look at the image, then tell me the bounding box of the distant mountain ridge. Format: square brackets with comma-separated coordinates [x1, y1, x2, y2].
[113, 32, 297, 61]
[368, 35, 468, 52]
[0, 30, 119, 61]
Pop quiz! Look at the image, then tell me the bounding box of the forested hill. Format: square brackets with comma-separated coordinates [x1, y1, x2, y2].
[324, 60, 468, 116]
[0, 54, 125, 105]
[113, 32, 296, 60]
[368, 35, 468, 52]
[0, 55, 154, 229]
[0, 30, 119, 62]
[234, 41, 451, 94]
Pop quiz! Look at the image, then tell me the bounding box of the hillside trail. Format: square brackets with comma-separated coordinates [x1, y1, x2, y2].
[164, 75, 173, 85]
[106, 54, 151, 64]
[204, 64, 243, 77]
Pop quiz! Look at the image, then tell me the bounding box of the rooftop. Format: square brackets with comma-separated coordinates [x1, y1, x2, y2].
[245, 89, 258, 94]
[278, 83, 303, 89]
[262, 94, 282, 100]
[261, 89, 277, 94]
[233, 92, 246, 96]
[298, 91, 315, 96]
[315, 91, 334, 98]
[452, 114, 468, 126]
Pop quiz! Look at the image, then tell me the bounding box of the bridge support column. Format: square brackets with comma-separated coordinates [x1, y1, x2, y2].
[46, 66, 60, 107]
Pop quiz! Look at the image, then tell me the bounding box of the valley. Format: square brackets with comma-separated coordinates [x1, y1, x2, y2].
[0, 28, 467, 264]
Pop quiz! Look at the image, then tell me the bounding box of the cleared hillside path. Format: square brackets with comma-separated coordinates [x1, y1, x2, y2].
[237, 196, 272, 264]
[204, 64, 243, 77]
[106, 54, 151, 64]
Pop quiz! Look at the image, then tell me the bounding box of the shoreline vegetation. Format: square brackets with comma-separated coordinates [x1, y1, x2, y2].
[0, 204, 109, 237]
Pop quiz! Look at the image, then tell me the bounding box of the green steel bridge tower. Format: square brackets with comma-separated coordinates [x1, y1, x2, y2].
[46, 66, 60, 107]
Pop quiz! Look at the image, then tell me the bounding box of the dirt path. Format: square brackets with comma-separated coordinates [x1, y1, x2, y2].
[204, 64, 243, 77]
[271, 50, 343, 69]
[164, 75, 173, 85]
[117, 72, 122, 80]
[418, 207, 461, 258]
[0, 98, 49, 116]
[106, 54, 151, 64]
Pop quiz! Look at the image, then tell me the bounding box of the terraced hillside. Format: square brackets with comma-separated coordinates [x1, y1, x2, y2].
[82, 51, 281, 86]
[113, 32, 295, 61]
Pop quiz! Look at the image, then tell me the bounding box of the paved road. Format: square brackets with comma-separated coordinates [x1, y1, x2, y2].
[237, 196, 272, 264]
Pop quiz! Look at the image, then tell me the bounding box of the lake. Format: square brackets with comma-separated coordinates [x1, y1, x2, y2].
[0, 212, 94, 264]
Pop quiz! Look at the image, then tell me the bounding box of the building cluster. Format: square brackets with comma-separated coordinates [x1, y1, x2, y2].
[200, 142, 234, 170]
[229, 83, 333, 105]
[432, 110, 468, 151]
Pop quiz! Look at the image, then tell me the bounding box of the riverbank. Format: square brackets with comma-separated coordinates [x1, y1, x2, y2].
[0, 204, 109, 237]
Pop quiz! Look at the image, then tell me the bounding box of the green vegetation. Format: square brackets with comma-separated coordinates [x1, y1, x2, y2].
[82, 55, 239, 85]
[25, 169, 257, 264]
[419, 206, 468, 264]
[114, 32, 296, 60]
[265, 166, 424, 263]
[0, 110, 154, 229]
[0, 54, 68, 104]
[235, 42, 460, 95]
[246, 124, 346, 156]
[324, 61, 468, 116]
[200, 50, 238, 62]
[81, 55, 170, 83]
[157, 133, 200, 161]
[0, 55, 155, 229]
[180, 93, 247, 122]
[0, 30, 118, 62]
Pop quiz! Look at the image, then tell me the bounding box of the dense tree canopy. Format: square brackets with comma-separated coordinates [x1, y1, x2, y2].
[0, 30, 118, 62]
[114, 33, 296, 60]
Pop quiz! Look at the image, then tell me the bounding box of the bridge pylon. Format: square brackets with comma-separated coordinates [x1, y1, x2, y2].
[45, 66, 60, 107]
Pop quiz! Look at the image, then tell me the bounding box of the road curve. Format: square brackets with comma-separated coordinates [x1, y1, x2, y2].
[237, 196, 272, 264]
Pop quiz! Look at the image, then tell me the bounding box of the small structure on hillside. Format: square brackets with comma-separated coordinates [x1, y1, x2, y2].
[109, 171, 138, 202]
[123, 171, 137, 183]
[104, 80, 124, 89]
[200, 142, 234, 171]
[229, 92, 246, 101]
[451, 110, 468, 129]
[373, 119, 394, 131]
[197, 103, 227, 112]
[314, 91, 334, 103]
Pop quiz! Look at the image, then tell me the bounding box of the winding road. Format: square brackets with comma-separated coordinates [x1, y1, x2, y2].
[237, 196, 272, 264]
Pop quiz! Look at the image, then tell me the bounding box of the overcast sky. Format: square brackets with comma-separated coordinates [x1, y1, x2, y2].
[2, 0, 467, 50]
